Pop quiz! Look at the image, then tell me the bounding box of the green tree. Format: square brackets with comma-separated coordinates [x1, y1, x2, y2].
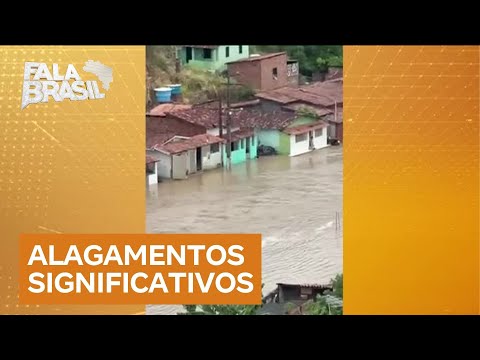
[250, 45, 343, 76]
[304, 273, 343, 315]
[179, 304, 261, 315]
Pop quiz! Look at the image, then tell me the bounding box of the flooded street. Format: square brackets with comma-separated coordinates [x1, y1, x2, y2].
[146, 146, 343, 315]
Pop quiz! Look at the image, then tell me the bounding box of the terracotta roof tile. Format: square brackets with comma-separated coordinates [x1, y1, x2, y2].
[282, 104, 333, 117]
[282, 120, 329, 135]
[147, 103, 192, 117]
[226, 129, 254, 142]
[183, 45, 219, 49]
[256, 80, 343, 107]
[155, 134, 225, 154]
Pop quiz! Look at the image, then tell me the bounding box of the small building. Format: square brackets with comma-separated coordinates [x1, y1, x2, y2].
[224, 128, 257, 165]
[286, 59, 299, 87]
[146, 155, 159, 186]
[153, 134, 226, 180]
[226, 52, 288, 92]
[166, 106, 259, 166]
[177, 45, 249, 72]
[258, 282, 334, 315]
[238, 109, 330, 157]
[255, 79, 343, 142]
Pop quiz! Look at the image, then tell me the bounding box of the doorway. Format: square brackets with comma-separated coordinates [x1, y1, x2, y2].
[308, 131, 314, 150]
[246, 137, 250, 154]
[196, 147, 202, 171]
[186, 47, 193, 63]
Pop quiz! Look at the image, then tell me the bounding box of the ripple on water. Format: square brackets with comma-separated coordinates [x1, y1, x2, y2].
[146, 146, 343, 315]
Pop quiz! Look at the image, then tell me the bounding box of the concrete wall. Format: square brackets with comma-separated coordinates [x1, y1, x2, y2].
[157, 152, 172, 178]
[278, 132, 291, 155]
[313, 126, 328, 149]
[216, 45, 249, 72]
[258, 129, 280, 149]
[289, 132, 310, 157]
[207, 127, 240, 137]
[180, 46, 249, 72]
[146, 162, 158, 186]
[201, 143, 223, 170]
[222, 136, 257, 165]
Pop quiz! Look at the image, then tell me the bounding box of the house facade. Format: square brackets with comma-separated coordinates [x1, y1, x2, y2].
[178, 45, 249, 72]
[226, 52, 288, 91]
[165, 106, 259, 166]
[154, 134, 225, 180]
[146, 156, 159, 186]
[257, 116, 329, 157]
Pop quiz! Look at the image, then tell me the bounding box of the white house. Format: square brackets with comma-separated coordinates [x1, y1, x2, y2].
[146, 155, 159, 186]
[282, 121, 329, 157]
[154, 134, 226, 180]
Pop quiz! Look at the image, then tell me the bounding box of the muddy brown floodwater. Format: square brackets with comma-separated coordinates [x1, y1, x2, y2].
[146, 146, 343, 315]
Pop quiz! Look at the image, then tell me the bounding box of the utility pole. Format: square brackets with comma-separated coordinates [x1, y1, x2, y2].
[226, 73, 232, 170]
[218, 94, 224, 167]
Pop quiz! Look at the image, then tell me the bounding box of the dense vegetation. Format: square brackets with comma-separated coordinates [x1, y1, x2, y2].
[251, 45, 343, 76]
[146, 45, 342, 110]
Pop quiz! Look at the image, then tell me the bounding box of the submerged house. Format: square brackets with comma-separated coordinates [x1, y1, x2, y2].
[165, 106, 259, 166]
[177, 45, 249, 72]
[238, 109, 329, 157]
[146, 155, 159, 186]
[153, 134, 226, 180]
[255, 79, 343, 142]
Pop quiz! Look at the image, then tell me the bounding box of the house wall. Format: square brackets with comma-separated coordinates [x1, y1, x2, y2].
[157, 152, 172, 179]
[187, 149, 196, 174]
[228, 61, 262, 90]
[313, 126, 328, 149]
[150, 116, 205, 141]
[249, 135, 258, 159]
[258, 129, 280, 149]
[287, 61, 300, 87]
[278, 132, 291, 155]
[216, 45, 249, 72]
[146, 162, 158, 186]
[289, 132, 310, 157]
[259, 53, 288, 91]
[201, 144, 223, 170]
[222, 137, 255, 165]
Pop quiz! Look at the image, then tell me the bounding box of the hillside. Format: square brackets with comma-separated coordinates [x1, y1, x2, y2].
[146, 45, 343, 110]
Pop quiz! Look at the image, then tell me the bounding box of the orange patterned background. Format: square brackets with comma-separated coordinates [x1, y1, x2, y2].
[343, 46, 479, 314]
[0, 46, 145, 314]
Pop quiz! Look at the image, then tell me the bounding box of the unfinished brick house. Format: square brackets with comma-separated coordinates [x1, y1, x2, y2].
[226, 52, 289, 92]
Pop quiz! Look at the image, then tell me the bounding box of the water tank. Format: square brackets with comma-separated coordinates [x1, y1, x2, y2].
[168, 84, 182, 95]
[154, 87, 172, 103]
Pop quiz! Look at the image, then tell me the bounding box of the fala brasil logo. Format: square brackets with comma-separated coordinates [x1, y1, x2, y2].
[21, 61, 113, 109]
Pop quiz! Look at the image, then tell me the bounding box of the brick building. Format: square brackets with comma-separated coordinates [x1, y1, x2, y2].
[226, 52, 288, 92]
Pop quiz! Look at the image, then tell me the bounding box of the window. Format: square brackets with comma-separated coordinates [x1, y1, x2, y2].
[231, 140, 239, 151]
[225, 46, 230, 57]
[295, 133, 307, 143]
[315, 128, 323, 137]
[272, 67, 278, 80]
[210, 143, 219, 153]
[239, 45, 243, 54]
[203, 48, 212, 59]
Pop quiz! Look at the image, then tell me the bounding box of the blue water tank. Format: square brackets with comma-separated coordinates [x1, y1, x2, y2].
[154, 87, 172, 103]
[168, 84, 182, 95]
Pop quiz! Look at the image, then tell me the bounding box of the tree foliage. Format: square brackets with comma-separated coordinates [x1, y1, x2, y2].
[304, 273, 343, 315]
[179, 304, 261, 315]
[250, 45, 343, 76]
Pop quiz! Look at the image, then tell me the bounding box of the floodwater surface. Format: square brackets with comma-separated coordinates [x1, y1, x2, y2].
[146, 146, 343, 315]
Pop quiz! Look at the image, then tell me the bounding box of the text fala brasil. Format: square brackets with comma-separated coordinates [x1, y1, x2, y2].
[21, 62, 107, 109]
